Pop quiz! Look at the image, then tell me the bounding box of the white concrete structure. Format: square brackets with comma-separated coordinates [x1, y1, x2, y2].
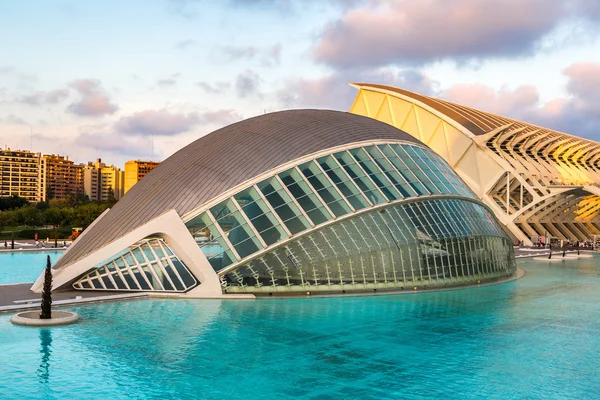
[350, 84, 600, 245]
[33, 110, 515, 296]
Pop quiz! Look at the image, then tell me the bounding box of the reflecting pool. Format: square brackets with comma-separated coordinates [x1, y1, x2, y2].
[1, 257, 600, 399]
[0, 251, 63, 285]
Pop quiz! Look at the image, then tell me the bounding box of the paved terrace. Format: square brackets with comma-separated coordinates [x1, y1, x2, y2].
[0, 284, 146, 313]
[0, 239, 72, 252]
[514, 246, 595, 259]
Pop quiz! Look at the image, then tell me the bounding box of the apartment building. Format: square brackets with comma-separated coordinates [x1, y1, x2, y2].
[0, 148, 43, 202]
[83, 159, 124, 202]
[123, 160, 160, 194]
[41, 154, 85, 201]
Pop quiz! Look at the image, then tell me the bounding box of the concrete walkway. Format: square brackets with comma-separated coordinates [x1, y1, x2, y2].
[514, 247, 595, 259]
[0, 283, 147, 313]
[0, 239, 72, 252]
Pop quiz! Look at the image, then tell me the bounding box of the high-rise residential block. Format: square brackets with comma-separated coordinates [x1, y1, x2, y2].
[41, 154, 85, 201]
[0, 148, 43, 202]
[83, 159, 124, 202]
[124, 160, 160, 194]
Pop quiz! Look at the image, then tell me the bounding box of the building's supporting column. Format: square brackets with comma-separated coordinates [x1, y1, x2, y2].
[566, 222, 588, 241]
[541, 222, 564, 240]
[585, 223, 599, 235]
[516, 221, 539, 239]
[555, 222, 578, 242]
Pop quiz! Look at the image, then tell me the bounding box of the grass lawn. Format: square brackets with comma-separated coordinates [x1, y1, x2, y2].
[0, 226, 74, 240]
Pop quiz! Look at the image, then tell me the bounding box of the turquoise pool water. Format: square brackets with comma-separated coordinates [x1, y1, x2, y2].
[1, 257, 600, 399]
[0, 251, 63, 285]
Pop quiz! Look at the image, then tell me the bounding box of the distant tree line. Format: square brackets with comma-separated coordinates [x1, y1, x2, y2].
[0, 195, 29, 211]
[0, 194, 113, 238]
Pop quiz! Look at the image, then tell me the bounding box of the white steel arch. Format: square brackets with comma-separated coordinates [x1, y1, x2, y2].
[350, 83, 600, 245]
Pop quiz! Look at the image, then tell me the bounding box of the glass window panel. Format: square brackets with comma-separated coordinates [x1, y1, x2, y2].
[279, 169, 332, 225]
[432, 169, 458, 194]
[404, 146, 431, 170]
[163, 245, 174, 256]
[112, 274, 127, 289]
[186, 212, 209, 237]
[213, 199, 263, 259]
[234, 187, 288, 246]
[172, 259, 196, 288]
[150, 262, 174, 291]
[80, 281, 92, 289]
[210, 199, 242, 231]
[187, 213, 232, 258]
[115, 256, 127, 268]
[134, 268, 151, 290]
[141, 244, 156, 261]
[101, 276, 114, 289]
[163, 262, 185, 290]
[141, 265, 163, 290]
[123, 252, 136, 266]
[316, 156, 369, 210]
[417, 173, 440, 194]
[393, 147, 439, 194]
[385, 145, 429, 195]
[152, 243, 165, 258]
[121, 270, 138, 290]
[366, 146, 416, 198]
[298, 161, 352, 217]
[198, 239, 223, 258]
[257, 177, 311, 234]
[212, 203, 263, 259]
[210, 200, 235, 224]
[348, 148, 401, 201]
[89, 278, 102, 289]
[334, 151, 387, 204]
[207, 250, 236, 272]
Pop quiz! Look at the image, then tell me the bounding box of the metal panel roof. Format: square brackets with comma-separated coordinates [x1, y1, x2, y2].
[55, 109, 421, 269]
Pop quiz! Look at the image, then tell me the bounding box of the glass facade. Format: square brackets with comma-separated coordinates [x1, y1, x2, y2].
[184, 143, 477, 278]
[223, 198, 515, 293]
[73, 239, 197, 292]
[72, 141, 516, 295]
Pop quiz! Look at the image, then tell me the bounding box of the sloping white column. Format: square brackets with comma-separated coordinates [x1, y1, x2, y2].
[31, 209, 222, 296]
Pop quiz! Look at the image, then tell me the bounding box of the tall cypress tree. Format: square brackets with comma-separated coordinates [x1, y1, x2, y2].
[40, 255, 52, 319]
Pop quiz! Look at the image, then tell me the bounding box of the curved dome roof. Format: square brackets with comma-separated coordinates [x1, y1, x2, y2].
[56, 109, 421, 269]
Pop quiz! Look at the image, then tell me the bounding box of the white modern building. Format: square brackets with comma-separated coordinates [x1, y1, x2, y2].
[33, 110, 516, 296]
[350, 84, 600, 245]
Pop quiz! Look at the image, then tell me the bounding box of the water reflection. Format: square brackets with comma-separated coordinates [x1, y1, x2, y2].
[37, 329, 52, 384]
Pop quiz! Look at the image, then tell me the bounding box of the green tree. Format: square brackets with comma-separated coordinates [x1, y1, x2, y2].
[0, 211, 12, 233]
[40, 255, 52, 319]
[0, 195, 28, 211]
[106, 187, 117, 205]
[36, 201, 50, 211]
[44, 208, 62, 228]
[44, 208, 62, 247]
[60, 207, 76, 227]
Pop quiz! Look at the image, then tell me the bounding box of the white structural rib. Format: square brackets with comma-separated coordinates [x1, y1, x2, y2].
[350, 83, 600, 245]
[31, 209, 223, 295]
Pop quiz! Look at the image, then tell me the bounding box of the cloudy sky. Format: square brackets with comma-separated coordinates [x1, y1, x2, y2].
[1, 0, 599, 167]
